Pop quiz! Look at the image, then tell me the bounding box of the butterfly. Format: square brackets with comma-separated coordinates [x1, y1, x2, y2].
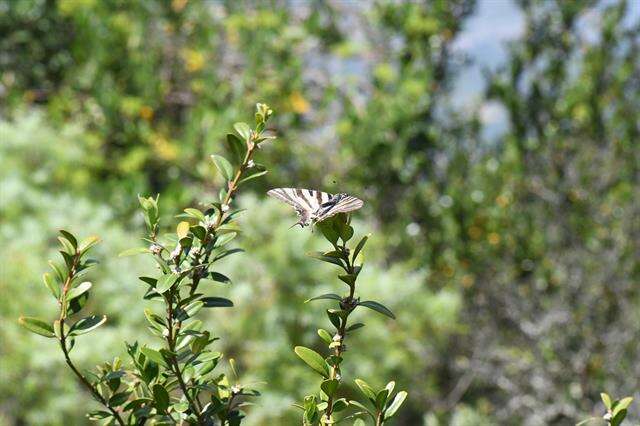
[267, 188, 364, 228]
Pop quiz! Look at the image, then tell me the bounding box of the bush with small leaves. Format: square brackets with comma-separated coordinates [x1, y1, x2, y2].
[293, 215, 407, 425]
[20, 104, 274, 425]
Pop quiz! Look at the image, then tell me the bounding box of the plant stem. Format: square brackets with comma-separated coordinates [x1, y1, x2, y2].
[58, 329, 126, 426]
[324, 245, 357, 422]
[165, 289, 203, 423]
[56, 252, 126, 426]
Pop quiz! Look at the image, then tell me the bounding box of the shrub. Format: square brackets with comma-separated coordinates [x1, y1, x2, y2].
[19, 104, 406, 425]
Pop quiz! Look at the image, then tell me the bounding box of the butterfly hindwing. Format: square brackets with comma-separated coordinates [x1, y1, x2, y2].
[315, 194, 364, 221]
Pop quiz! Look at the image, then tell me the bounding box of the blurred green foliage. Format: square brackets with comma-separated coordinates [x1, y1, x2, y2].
[1, 0, 638, 425]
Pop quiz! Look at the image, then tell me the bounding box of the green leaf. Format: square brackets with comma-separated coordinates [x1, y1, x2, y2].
[294, 346, 329, 378]
[226, 133, 245, 165]
[338, 274, 356, 286]
[183, 301, 204, 318]
[354, 379, 376, 403]
[152, 384, 170, 413]
[155, 274, 179, 294]
[176, 221, 190, 239]
[346, 323, 365, 333]
[375, 389, 389, 410]
[601, 393, 612, 409]
[333, 398, 349, 412]
[67, 281, 92, 300]
[19, 316, 55, 338]
[317, 329, 332, 344]
[59, 230, 78, 249]
[338, 223, 354, 242]
[201, 297, 233, 308]
[349, 400, 373, 416]
[358, 300, 395, 319]
[88, 411, 113, 420]
[321, 379, 339, 397]
[109, 391, 131, 407]
[233, 122, 252, 141]
[208, 272, 232, 285]
[384, 391, 407, 419]
[184, 208, 206, 222]
[215, 232, 237, 247]
[70, 315, 107, 336]
[210, 154, 234, 180]
[316, 220, 339, 244]
[79, 236, 100, 253]
[327, 310, 342, 329]
[141, 347, 167, 367]
[118, 247, 150, 257]
[307, 251, 344, 267]
[42, 272, 59, 298]
[239, 164, 267, 184]
[352, 234, 370, 263]
[305, 293, 342, 303]
[611, 410, 628, 426]
[614, 397, 633, 412]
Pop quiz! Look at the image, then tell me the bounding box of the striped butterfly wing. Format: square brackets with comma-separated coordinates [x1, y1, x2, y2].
[315, 193, 364, 222]
[267, 188, 332, 224]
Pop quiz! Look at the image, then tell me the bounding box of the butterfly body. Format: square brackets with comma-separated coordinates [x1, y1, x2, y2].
[267, 188, 363, 227]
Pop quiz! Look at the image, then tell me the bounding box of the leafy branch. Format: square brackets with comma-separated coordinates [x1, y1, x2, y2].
[19, 232, 125, 425]
[294, 215, 407, 425]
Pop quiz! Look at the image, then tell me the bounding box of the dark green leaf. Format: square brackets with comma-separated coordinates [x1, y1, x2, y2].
[239, 164, 267, 184]
[214, 248, 244, 261]
[346, 323, 365, 333]
[307, 251, 344, 267]
[352, 234, 370, 263]
[327, 310, 341, 329]
[59, 230, 78, 249]
[305, 293, 342, 303]
[201, 297, 233, 308]
[294, 346, 330, 378]
[70, 315, 107, 336]
[375, 389, 389, 410]
[332, 398, 348, 413]
[354, 379, 376, 403]
[226, 133, 245, 165]
[321, 379, 339, 397]
[109, 392, 131, 407]
[19, 316, 55, 338]
[208, 272, 232, 285]
[316, 221, 339, 244]
[152, 384, 170, 413]
[358, 300, 395, 319]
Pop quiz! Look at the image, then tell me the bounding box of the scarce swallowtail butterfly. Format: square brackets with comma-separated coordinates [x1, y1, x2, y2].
[267, 188, 364, 228]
